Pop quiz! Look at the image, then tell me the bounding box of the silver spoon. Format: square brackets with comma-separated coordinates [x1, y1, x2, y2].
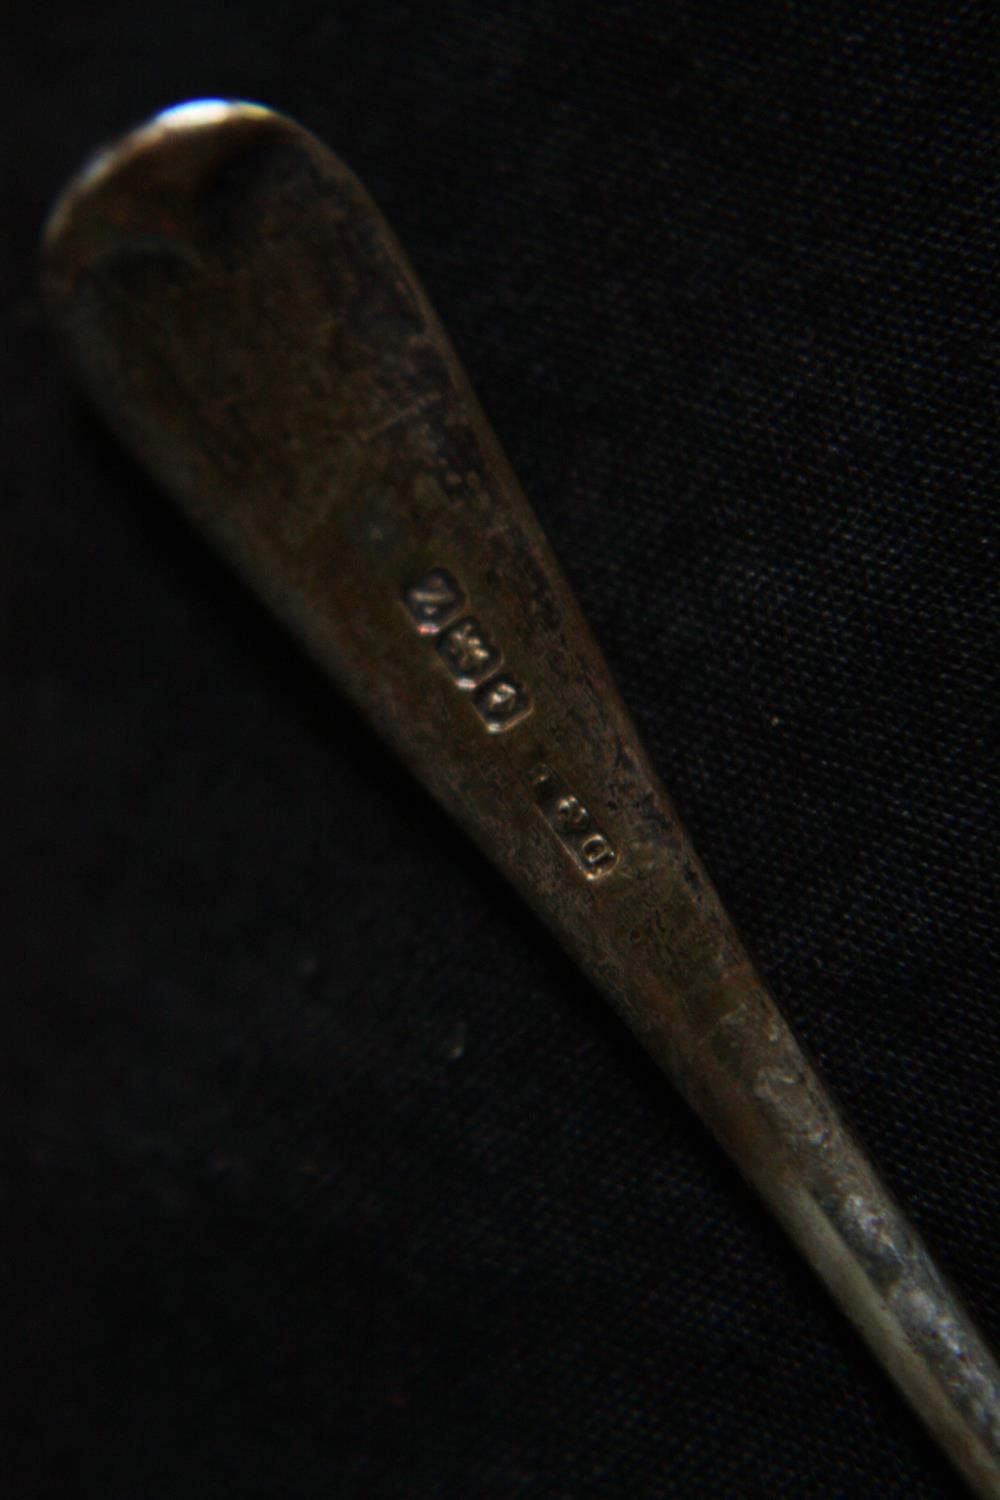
[42, 99, 1000, 1496]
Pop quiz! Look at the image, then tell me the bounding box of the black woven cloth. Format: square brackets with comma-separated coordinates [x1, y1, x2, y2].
[4, 4, 997, 1496]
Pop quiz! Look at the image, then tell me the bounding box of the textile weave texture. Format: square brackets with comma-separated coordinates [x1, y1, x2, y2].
[4, 3, 996, 1496]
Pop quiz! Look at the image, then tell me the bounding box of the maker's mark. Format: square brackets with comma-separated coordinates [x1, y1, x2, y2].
[532, 763, 617, 878]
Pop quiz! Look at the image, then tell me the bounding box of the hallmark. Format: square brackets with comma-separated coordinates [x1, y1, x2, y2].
[403, 567, 466, 633]
[474, 674, 532, 732]
[531, 763, 617, 878]
[437, 616, 501, 687]
[403, 567, 532, 733]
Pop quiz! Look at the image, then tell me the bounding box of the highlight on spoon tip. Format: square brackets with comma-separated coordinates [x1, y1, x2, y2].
[42, 98, 288, 294]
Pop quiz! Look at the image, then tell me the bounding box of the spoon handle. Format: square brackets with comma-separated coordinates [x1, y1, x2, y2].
[42, 100, 1000, 1496]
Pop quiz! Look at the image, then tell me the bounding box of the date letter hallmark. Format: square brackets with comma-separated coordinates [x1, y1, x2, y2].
[403, 567, 532, 732]
[532, 763, 618, 879]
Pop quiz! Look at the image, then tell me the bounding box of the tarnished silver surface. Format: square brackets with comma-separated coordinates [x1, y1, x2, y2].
[42, 100, 1000, 1495]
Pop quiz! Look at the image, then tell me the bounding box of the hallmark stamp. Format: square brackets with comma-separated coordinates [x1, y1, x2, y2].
[531, 763, 617, 878]
[403, 567, 533, 734]
[403, 568, 465, 633]
[437, 616, 501, 686]
[474, 674, 532, 732]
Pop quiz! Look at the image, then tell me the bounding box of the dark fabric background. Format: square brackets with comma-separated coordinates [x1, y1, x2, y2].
[4, 4, 996, 1496]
